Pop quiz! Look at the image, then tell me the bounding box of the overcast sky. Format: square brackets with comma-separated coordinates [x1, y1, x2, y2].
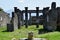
[0, 0, 60, 12]
[0, 0, 60, 18]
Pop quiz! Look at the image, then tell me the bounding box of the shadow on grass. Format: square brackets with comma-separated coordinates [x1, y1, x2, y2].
[2, 30, 13, 32]
[38, 29, 60, 34]
[38, 29, 48, 34]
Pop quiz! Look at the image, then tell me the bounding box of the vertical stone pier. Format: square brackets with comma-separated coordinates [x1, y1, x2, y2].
[57, 7, 60, 30]
[25, 7, 28, 28]
[17, 9, 21, 29]
[13, 7, 18, 30]
[48, 2, 57, 31]
[29, 12, 31, 25]
[43, 7, 49, 30]
[21, 11, 24, 26]
[36, 7, 39, 28]
[42, 2, 58, 31]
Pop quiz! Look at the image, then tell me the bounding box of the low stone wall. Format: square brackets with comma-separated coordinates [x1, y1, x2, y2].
[20, 38, 47, 40]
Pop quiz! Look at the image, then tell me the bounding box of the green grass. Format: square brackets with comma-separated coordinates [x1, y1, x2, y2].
[0, 25, 60, 40]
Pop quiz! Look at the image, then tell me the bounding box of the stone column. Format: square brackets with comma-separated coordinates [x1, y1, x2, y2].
[14, 7, 17, 13]
[21, 11, 24, 26]
[13, 7, 18, 30]
[47, 2, 57, 31]
[43, 7, 49, 30]
[13, 12, 18, 30]
[17, 9, 21, 29]
[18, 15, 20, 29]
[57, 7, 60, 30]
[25, 7, 28, 28]
[43, 8, 46, 30]
[44, 2, 57, 31]
[29, 13, 31, 25]
[10, 12, 14, 31]
[36, 7, 39, 28]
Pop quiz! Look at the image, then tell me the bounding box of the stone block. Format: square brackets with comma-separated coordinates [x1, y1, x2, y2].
[7, 24, 14, 32]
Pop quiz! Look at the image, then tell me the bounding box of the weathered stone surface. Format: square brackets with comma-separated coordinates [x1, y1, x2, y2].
[0, 11, 10, 27]
[7, 24, 14, 32]
[17, 12, 21, 29]
[7, 2, 60, 31]
[13, 12, 18, 30]
[43, 7, 49, 30]
[57, 7, 60, 30]
[29, 13, 31, 25]
[42, 2, 58, 31]
[46, 2, 57, 31]
[36, 7, 39, 28]
[25, 7, 28, 28]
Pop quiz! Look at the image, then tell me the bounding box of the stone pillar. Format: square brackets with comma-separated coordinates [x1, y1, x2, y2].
[21, 11, 24, 26]
[49, 2, 57, 31]
[13, 12, 18, 30]
[51, 2, 56, 9]
[36, 7, 39, 28]
[14, 7, 17, 13]
[43, 8, 46, 30]
[46, 2, 57, 31]
[13, 7, 18, 30]
[17, 9, 21, 29]
[57, 7, 60, 30]
[43, 7, 49, 30]
[29, 13, 31, 25]
[25, 7, 28, 28]
[18, 15, 20, 29]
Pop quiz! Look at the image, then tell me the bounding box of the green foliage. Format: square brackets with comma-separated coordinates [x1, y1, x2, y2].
[0, 25, 60, 40]
[0, 8, 3, 11]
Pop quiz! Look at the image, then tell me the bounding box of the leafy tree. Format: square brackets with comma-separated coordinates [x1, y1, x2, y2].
[0, 8, 3, 11]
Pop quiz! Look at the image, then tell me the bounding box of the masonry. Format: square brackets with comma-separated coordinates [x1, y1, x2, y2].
[0, 11, 10, 27]
[1, 2, 60, 32]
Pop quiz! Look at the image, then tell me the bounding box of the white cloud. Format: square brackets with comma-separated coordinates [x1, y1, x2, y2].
[18, 0, 24, 3]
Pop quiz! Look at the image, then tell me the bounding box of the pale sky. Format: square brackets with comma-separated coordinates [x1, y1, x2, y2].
[0, 0, 60, 18]
[0, 0, 60, 12]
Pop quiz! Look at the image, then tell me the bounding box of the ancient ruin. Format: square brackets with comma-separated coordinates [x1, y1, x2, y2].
[0, 2, 60, 32]
[0, 10, 10, 27]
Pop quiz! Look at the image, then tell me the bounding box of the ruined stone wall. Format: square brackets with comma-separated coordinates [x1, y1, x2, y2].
[47, 9, 57, 31]
[13, 12, 18, 30]
[0, 11, 10, 27]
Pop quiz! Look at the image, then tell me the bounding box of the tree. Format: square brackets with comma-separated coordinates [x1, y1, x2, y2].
[0, 8, 3, 11]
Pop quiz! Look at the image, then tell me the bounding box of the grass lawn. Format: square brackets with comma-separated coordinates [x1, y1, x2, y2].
[0, 25, 60, 40]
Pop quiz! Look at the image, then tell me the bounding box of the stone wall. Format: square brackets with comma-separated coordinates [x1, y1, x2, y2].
[0, 11, 10, 27]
